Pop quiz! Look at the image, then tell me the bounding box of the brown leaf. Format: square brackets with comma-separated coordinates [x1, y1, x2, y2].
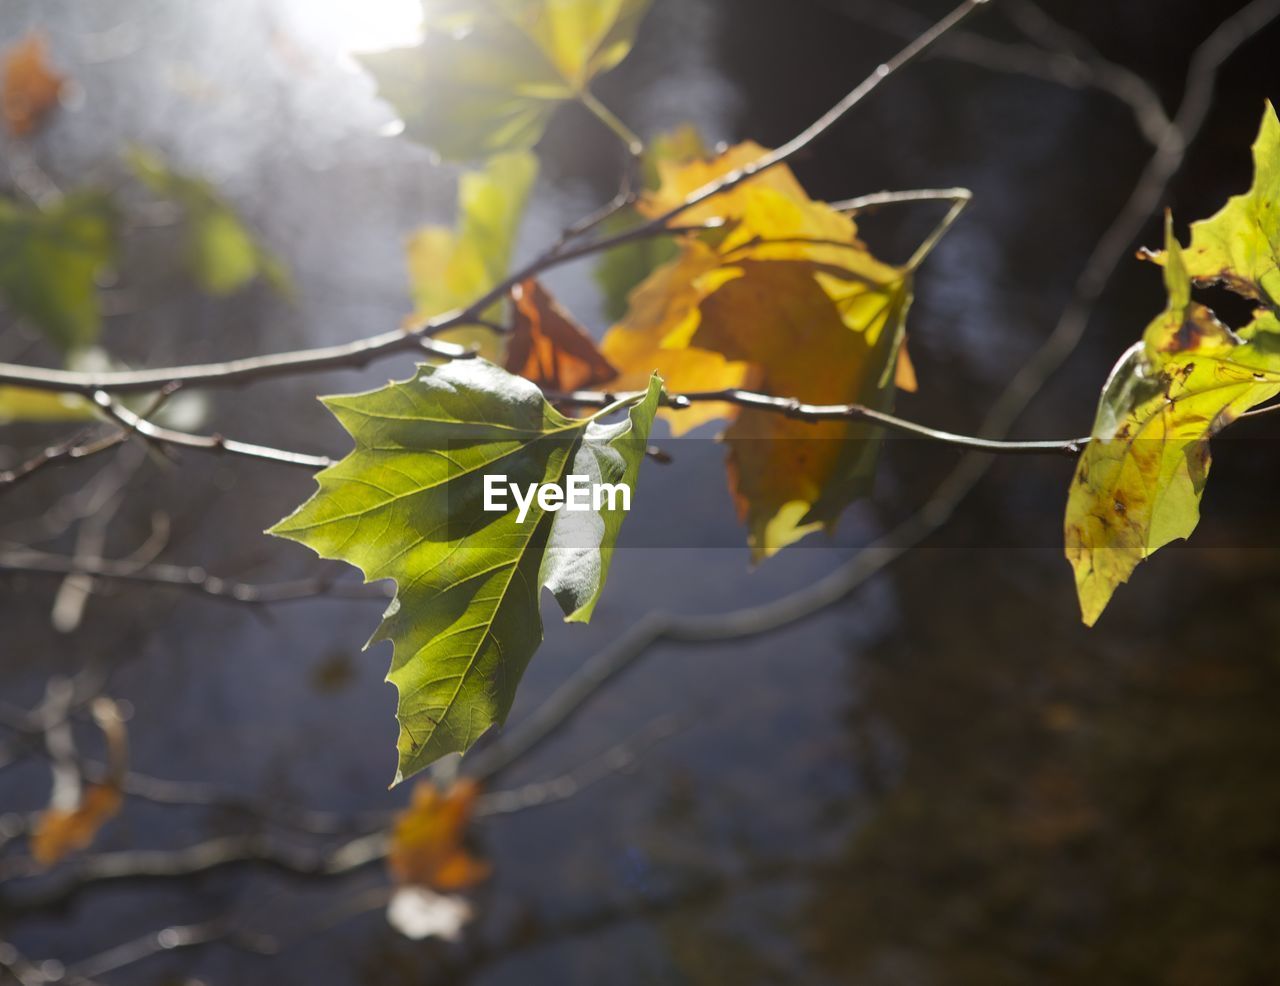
[2, 33, 65, 137]
[388, 779, 490, 890]
[30, 784, 122, 867]
[505, 279, 617, 391]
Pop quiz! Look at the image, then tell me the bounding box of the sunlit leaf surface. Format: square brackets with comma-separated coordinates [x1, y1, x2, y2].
[270, 360, 661, 781]
[504, 278, 616, 390]
[359, 0, 651, 160]
[602, 142, 912, 556]
[406, 150, 537, 358]
[1065, 217, 1280, 625]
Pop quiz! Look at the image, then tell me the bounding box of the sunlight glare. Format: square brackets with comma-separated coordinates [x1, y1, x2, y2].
[298, 0, 423, 53]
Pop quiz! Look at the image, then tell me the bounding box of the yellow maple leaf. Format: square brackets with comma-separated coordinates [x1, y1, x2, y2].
[600, 240, 755, 434]
[602, 142, 912, 556]
[637, 140, 809, 227]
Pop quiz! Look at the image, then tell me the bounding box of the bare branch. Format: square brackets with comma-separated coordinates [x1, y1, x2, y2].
[552, 386, 1088, 454]
[64, 921, 277, 982]
[466, 0, 1280, 782]
[93, 391, 333, 470]
[0, 1, 984, 399]
[0, 429, 126, 491]
[0, 547, 392, 605]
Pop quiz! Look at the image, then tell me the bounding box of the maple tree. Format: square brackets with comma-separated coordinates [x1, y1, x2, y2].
[2, 0, 1279, 798]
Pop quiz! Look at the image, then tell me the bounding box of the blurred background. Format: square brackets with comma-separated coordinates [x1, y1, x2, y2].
[2, 0, 1280, 983]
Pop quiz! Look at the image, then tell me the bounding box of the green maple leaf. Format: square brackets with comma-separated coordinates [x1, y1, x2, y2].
[359, 0, 651, 161]
[0, 191, 117, 354]
[1065, 216, 1280, 625]
[128, 147, 291, 298]
[270, 359, 661, 783]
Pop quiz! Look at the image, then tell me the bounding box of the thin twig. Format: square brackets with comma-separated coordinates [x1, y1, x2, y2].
[0, 428, 126, 490]
[92, 391, 333, 470]
[552, 386, 1087, 454]
[0, 548, 392, 605]
[64, 920, 277, 981]
[814, 0, 1171, 145]
[0, 1, 984, 399]
[465, 0, 1280, 782]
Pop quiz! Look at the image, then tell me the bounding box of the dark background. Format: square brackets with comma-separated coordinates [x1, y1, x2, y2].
[3, 0, 1280, 983]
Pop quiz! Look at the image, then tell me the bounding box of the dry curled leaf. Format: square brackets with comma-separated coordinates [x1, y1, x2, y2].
[2, 32, 65, 137]
[388, 779, 491, 889]
[29, 697, 128, 867]
[505, 279, 616, 391]
[30, 784, 123, 867]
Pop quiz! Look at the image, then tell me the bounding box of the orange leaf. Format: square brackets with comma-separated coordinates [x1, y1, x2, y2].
[2, 33, 65, 137]
[603, 142, 913, 555]
[505, 279, 617, 391]
[600, 241, 755, 435]
[30, 784, 122, 867]
[697, 260, 907, 555]
[388, 779, 490, 890]
[895, 340, 918, 393]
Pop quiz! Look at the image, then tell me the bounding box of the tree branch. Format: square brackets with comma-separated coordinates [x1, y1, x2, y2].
[92, 391, 333, 470]
[465, 0, 1280, 782]
[0, 547, 391, 605]
[552, 386, 1087, 454]
[0, 0, 984, 399]
[0, 428, 126, 490]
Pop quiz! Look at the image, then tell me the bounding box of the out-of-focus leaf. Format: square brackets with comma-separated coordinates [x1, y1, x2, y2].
[358, 0, 651, 160]
[30, 699, 128, 868]
[1144, 102, 1280, 307]
[2, 32, 65, 137]
[30, 784, 123, 867]
[269, 360, 662, 780]
[602, 143, 911, 557]
[1065, 218, 1280, 626]
[0, 387, 93, 424]
[594, 123, 708, 321]
[0, 191, 117, 354]
[895, 341, 918, 393]
[127, 148, 290, 297]
[504, 278, 616, 390]
[388, 779, 489, 890]
[594, 215, 679, 322]
[406, 150, 537, 358]
[4, 346, 209, 430]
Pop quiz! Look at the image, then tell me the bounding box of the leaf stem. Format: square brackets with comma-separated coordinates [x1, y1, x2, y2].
[578, 89, 644, 158]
